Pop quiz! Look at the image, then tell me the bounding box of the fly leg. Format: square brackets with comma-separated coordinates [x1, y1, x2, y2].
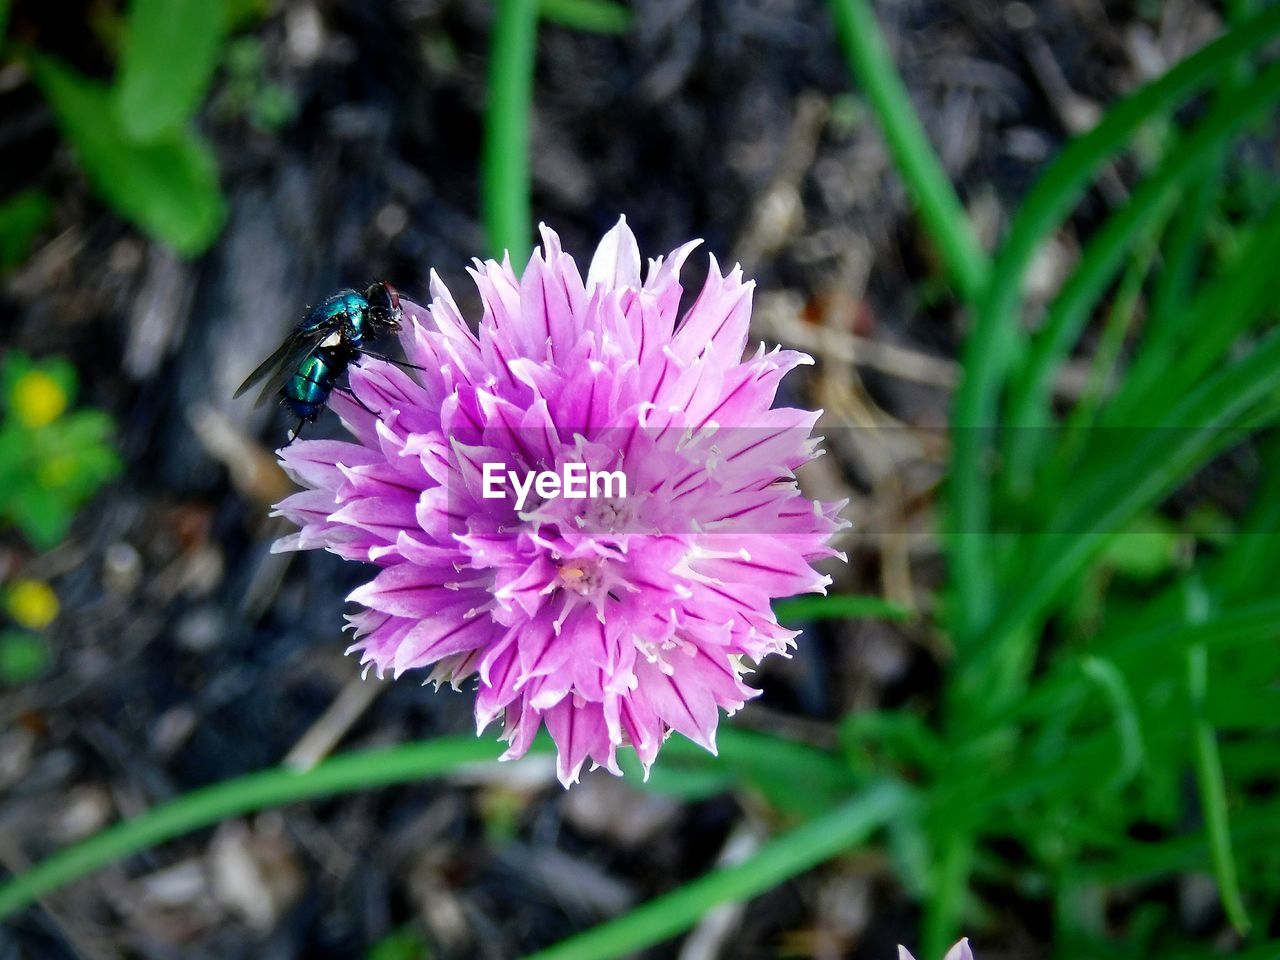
[356, 350, 426, 372]
[333, 385, 379, 416]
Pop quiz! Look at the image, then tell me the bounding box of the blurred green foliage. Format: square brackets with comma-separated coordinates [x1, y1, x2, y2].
[115, 0, 227, 142]
[29, 54, 225, 257]
[4, 0, 280, 258]
[0, 630, 49, 685]
[3, 0, 624, 264]
[0, 353, 121, 550]
[538, 0, 631, 34]
[0, 190, 52, 269]
[0, 578, 58, 685]
[213, 36, 297, 133]
[366, 928, 433, 960]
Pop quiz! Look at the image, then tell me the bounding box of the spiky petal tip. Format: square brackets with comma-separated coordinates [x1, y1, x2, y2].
[899, 940, 975, 960]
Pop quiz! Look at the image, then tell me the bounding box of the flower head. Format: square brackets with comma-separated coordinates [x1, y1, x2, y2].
[899, 940, 974, 960]
[273, 218, 846, 785]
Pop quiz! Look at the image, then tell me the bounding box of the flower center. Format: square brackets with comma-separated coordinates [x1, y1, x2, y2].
[588, 498, 630, 531]
[557, 560, 603, 596]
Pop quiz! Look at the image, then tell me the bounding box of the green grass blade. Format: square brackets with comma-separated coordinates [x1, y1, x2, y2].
[774, 593, 912, 623]
[714, 729, 857, 815]
[1187, 644, 1251, 935]
[1002, 61, 1280, 478]
[1110, 202, 1280, 426]
[986, 240, 1280, 653]
[623, 728, 858, 816]
[1080, 656, 1144, 790]
[483, 0, 539, 262]
[924, 831, 974, 960]
[521, 781, 909, 960]
[1140, 0, 1257, 377]
[827, 0, 990, 304]
[946, 3, 1280, 643]
[1146, 168, 1220, 350]
[1167, 940, 1279, 960]
[0, 737, 510, 920]
[0, 723, 866, 922]
[1212, 437, 1280, 601]
[1042, 224, 1164, 484]
[965, 329, 1280, 693]
[539, 0, 631, 33]
[1071, 799, 1280, 885]
[998, 597, 1280, 733]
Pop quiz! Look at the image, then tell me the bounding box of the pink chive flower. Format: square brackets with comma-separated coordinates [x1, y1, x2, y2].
[899, 940, 974, 960]
[272, 217, 846, 786]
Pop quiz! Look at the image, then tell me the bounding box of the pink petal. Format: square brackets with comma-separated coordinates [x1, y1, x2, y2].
[586, 215, 643, 293]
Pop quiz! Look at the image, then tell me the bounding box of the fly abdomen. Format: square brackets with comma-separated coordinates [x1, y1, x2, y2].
[283, 347, 350, 423]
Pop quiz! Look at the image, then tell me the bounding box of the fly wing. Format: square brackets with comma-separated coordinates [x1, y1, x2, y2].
[234, 326, 328, 407]
[234, 334, 297, 398]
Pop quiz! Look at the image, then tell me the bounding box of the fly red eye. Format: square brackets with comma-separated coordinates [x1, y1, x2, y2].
[382, 282, 400, 311]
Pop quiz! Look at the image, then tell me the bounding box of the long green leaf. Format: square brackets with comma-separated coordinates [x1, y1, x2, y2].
[0, 723, 864, 922]
[1211, 436, 1280, 601]
[924, 829, 973, 959]
[774, 593, 912, 623]
[30, 55, 225, 255]
[521, 781, 908, 960]
[1070, 799, 1280, 884]
[539, 0, 630, 33]
[1109, 202, 1280, 426]
[1045, 222, 1165, 483]
[1080, 657, 1144, 790]
[966, 329, 1280, 693]
[0, 736, 508, 920]
[992, 597, 1280, 734]
[483, 0, 539, 262]
[946, 3, 1280, 644]
[1146, 169, 1221, 354]
[1002, 61, 1280, 484]
[116, 0, 227, 141]
[1140, 0, 1258, 382]
[1187, 645, 1251, 934]
[621, 728, 856, 816]
[827, 0, 989, 303]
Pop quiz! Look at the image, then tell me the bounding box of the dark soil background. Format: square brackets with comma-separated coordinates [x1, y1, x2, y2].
[0, 1, 1229, 957]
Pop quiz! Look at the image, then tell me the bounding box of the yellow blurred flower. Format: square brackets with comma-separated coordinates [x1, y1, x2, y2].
[12, 370, 68, 428]
[5, 579, 59, 630]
